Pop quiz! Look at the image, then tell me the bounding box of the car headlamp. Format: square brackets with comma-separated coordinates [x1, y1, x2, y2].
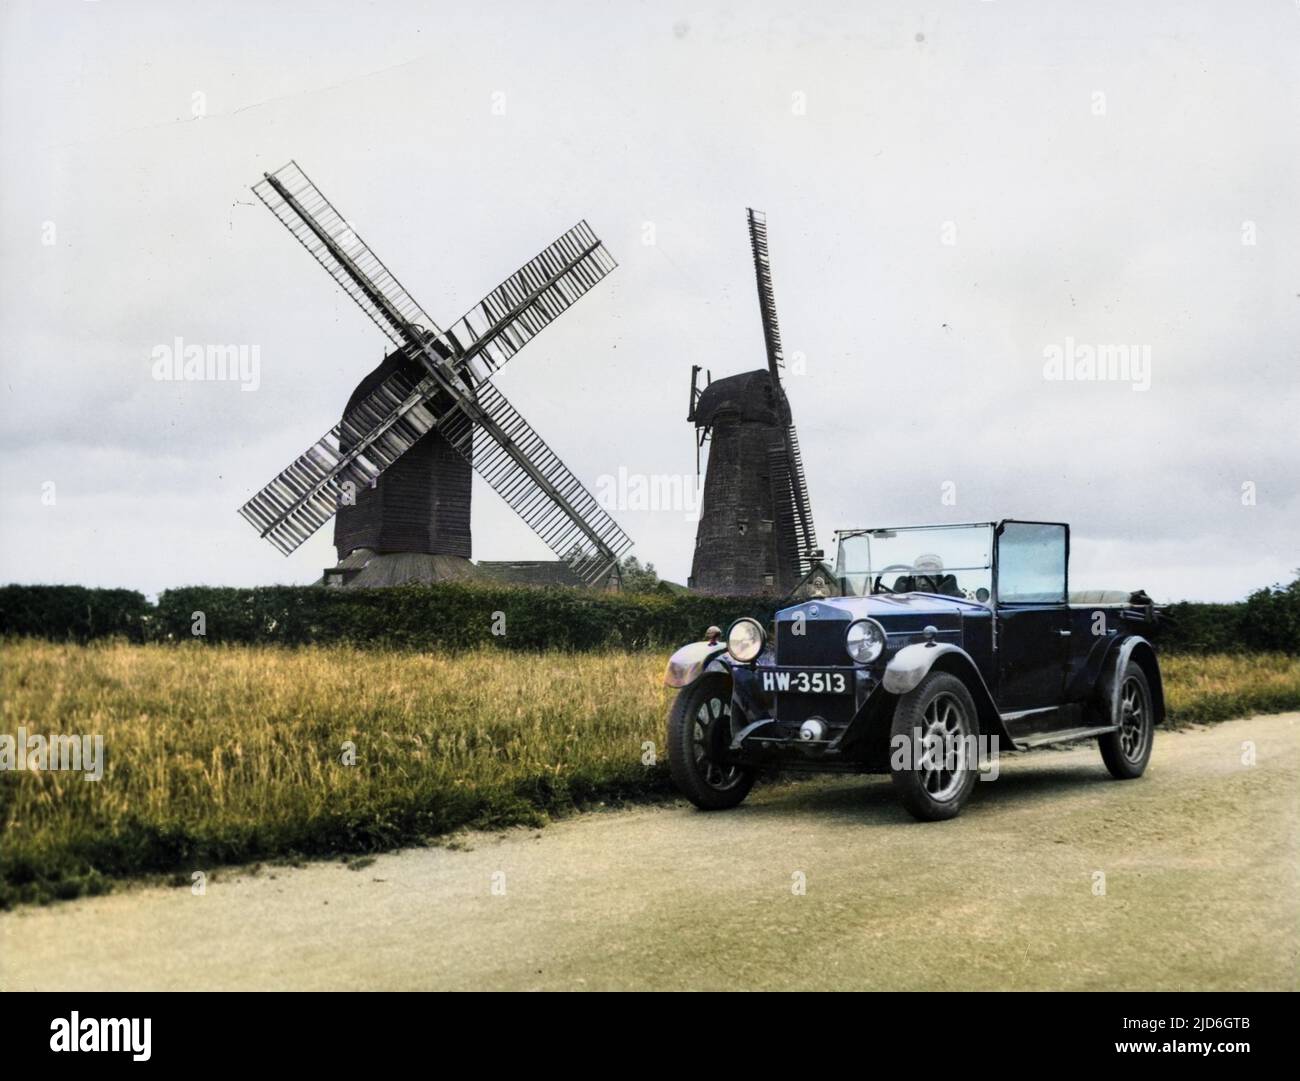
[726, 618, 766, 663]
[845, 619, 887, 664]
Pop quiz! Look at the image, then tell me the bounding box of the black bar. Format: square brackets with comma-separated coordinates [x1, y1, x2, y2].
[3, 992, 1290, 1064]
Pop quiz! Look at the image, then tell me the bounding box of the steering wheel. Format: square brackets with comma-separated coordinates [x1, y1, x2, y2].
[872, 564, 916, 594]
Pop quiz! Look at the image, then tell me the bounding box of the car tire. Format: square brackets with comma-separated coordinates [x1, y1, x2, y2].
[889, 671, 980, 821]
[667, 673, 756, 811]
[1098, 661, 1154, 780]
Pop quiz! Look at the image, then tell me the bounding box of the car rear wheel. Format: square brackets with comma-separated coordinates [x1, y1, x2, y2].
[889, 671, 980, 821]
[667, 674, 756, 810]
[1098, 662, 1154, 779]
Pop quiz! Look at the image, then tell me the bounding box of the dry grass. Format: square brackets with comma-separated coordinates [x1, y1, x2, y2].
[1161, 651, 1300, 725]
[2, 639, 1297, 905]
[0, 640, 673, 905]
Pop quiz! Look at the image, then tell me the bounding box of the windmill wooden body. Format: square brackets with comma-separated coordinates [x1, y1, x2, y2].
[238, 161, 632, 588]
[329, 349, 476, 586]
[688, 210, 817, 595]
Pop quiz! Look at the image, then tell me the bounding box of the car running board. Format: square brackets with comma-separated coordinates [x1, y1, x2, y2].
[1011, 724, 1119, 751]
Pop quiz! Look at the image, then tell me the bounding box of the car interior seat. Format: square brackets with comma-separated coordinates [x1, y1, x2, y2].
[934, 574, 960, 596]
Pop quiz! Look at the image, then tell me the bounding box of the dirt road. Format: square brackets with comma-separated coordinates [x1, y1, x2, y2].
[3, 713, 1296, 991]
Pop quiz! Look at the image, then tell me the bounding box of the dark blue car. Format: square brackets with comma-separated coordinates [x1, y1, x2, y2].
[664, 520, 1164, 820]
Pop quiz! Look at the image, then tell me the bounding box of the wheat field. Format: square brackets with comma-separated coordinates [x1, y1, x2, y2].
[2, 639, 1297, 905]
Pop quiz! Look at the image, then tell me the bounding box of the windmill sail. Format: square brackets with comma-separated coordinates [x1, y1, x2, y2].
[746, 209, 785, 377]
[746, 208, 818, 582]
[253, 163, 617, 387]
[238, 368, 440, 555]
[437, 383, 633, 583]
[240, 161, 629, 583]
[253, 162, 446, 351]
[440, 220, 616, 387]
[776, 422, 817, 576]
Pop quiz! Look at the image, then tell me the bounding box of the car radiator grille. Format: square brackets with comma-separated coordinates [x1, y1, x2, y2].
[772, 618, 856, 728]
[775, 618, 850, 666]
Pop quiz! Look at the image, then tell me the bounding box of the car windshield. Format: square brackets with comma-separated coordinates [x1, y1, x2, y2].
[835, 523, 994, 600]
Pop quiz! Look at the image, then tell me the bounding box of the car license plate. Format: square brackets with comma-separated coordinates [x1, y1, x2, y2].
[759, 668, 852, 695]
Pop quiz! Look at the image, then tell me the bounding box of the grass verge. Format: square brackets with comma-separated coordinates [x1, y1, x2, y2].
[2, 640, 1297, 906]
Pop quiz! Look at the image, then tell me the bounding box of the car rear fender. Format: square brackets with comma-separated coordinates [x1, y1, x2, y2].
[664, 641, 732, 688]
[882, 643, 1014, 747]
[1098, 635, 1165, 726]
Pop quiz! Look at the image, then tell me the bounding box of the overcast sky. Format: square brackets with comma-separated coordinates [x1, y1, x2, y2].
[1, 0, 1296, 602]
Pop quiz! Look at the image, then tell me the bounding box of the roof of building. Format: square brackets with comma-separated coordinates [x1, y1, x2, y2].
[322, 550, 479, 588]
[475, 560, 588, 588]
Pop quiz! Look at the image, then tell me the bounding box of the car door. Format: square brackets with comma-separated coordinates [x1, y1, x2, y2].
[994, 521, 1070, 712]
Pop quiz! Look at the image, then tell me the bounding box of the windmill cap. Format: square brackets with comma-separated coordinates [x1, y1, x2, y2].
[691, 369, 788, 427]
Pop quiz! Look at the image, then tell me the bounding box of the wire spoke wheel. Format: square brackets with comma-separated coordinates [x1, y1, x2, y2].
[917, 692, 970, 802]
[668, 674, 756, 810]
[691, 694, 745, 790]
[890, 672, 980, 821]
[1099, 660, 1155, 780]
[1118, 675, 1150, 761]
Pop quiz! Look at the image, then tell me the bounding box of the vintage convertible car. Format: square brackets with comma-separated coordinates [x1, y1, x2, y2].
[665, 520, 1164, 820]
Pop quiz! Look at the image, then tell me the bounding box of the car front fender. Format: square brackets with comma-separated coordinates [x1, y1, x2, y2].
[880, 642, 1012, 747]
[664, 641, 731, 688]
[883, 642, 971, 695]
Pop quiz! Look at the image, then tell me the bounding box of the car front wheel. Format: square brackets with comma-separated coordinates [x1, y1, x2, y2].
[667, 673, 756, 810]
[1098, 661, 1154, 779]
[889, 671, 980, 821]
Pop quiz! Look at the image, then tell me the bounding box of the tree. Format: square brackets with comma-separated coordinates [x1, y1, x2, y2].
[620, 555, 668, 594]
[1241, 572, 1300, 653]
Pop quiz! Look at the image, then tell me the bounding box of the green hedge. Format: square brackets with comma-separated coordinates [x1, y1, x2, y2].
[1240, 578, 1300, 652]
[0, 585, 151, 643]
[1159, 602, 1246, 653]
[149, 584, 775, 650]
[1161, 578, 1300, 653]
[3, 578, 1297, 653]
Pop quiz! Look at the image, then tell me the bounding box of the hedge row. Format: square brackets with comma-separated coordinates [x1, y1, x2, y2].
[1162, 578, 1300, 653]
[2, 578, 1297, 653]
[0, 585, 153, 643]
[152, 584, 779, 651]
[0, 582, 774, 652]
